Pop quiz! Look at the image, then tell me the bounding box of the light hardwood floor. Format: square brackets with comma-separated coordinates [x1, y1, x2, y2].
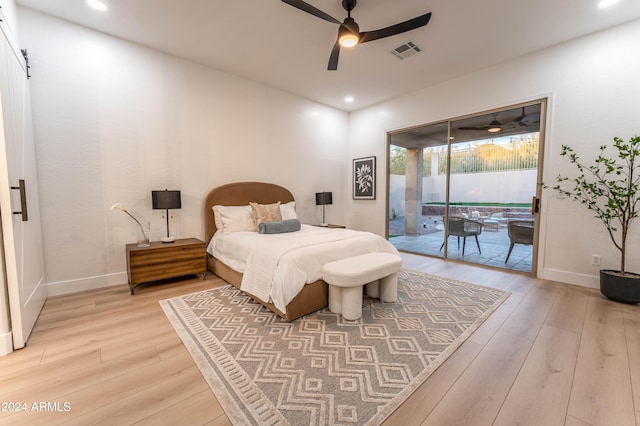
[1, 253, 639, 425]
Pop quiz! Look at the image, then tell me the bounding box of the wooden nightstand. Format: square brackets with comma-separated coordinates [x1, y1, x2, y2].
[126, 238, 206, 294]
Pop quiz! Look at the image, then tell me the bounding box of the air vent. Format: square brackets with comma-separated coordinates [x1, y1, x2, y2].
[390, 41, 421, 60]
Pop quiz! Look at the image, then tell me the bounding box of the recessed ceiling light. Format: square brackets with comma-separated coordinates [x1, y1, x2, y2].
[597, 0, 620, 8]
[87, 0, 108, 11]
[344, 96, 354, 103]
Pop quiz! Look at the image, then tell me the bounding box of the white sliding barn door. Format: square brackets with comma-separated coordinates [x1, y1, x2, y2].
[0, 24, 46, 350]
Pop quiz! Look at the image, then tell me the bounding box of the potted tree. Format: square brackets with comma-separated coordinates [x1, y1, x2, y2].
[552, 135, 640, 304]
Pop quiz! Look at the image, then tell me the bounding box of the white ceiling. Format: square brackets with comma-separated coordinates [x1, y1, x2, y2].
[15, 0, 640, 112]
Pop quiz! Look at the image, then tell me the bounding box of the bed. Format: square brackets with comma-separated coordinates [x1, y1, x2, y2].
[204, 181, 399, 321]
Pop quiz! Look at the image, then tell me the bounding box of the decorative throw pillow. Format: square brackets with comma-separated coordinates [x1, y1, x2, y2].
[258, 219, 301, 234]
[212, 205, 255, 232]
[280, 201, 297, 220]
[250, 202, 282, 230]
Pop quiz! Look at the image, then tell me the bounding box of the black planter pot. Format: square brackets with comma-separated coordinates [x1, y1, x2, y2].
[600, 269, 640, 304]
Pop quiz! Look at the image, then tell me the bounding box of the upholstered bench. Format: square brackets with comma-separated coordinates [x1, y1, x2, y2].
[322, 253, 403, 320]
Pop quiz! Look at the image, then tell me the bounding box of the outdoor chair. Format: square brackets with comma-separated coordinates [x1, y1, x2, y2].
[505, 220, 534, 263]
[440, 216, 483, 256]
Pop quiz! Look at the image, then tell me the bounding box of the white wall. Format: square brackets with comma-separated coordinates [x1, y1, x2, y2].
[17, 7, 640, 295]
[348, 19, 640, 288]
[18, 8, 349, 296]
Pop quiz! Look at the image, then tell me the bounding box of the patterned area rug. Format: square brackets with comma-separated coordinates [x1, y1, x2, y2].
[160, 269, 509, 425]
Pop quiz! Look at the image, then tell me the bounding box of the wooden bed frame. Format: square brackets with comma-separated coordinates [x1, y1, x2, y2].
[204, 181, 328, 321]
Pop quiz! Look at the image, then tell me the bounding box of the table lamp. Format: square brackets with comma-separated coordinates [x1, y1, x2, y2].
[152, 190, 181, 243]
[315, 192, 333, 226]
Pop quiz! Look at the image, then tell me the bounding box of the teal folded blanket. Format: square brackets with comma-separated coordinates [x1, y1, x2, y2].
[258, 219, 301, 234]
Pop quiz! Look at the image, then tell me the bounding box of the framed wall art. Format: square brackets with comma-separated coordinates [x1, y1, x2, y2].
[353, 156, 376, 200]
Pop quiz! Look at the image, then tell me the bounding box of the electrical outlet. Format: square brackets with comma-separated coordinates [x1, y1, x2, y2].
[591, 255, 601, 266]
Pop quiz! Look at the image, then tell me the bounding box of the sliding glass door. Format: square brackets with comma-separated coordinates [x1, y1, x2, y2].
[387, 101, 544, 274]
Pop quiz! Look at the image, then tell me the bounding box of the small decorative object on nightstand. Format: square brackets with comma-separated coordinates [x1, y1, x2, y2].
[315, 191, 333, 226]
[152, 189, 181, 243]
[126, 238, 206, 294]
[109, 202, 149, 247]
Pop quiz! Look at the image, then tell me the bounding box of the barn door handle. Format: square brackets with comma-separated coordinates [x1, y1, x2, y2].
[10, 179, 28, 221]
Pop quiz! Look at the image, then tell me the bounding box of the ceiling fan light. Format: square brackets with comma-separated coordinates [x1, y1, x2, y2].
[488, 127, 501, 133]
[339, 33, 359, 48]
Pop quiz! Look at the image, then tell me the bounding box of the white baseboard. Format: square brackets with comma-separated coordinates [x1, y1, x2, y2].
[540, 268, 599, 290]
[0, 332, 13, 357]
[46, 272, 128, 297]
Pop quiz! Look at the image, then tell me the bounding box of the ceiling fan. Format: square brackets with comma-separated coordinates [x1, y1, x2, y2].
[458, 108, 541, 133]
[281, 0, 432, 70]
[458, 114, 504, 133]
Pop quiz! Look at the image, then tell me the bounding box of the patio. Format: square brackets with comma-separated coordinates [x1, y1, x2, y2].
[389, 215, 533, 273]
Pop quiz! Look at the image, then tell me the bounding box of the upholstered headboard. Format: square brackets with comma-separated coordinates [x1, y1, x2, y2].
[204, 182, 295, 243]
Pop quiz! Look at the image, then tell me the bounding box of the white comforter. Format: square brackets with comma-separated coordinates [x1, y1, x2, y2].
[207, 224, 399, 314]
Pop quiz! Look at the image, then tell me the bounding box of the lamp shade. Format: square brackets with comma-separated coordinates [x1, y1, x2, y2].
[315, 192, 333, 206]
[152, 190, 181, 210]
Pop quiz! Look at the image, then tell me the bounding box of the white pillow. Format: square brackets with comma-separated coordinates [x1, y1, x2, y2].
[280, 201, 297, 220]
[212, 205, 255, 232]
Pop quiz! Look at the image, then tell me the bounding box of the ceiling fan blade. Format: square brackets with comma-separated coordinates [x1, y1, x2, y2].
[359, 12, 431, 44]
[521, 113, 541, 125]
[458, 126, 488, 131]
[281, 0, 341, 24]
[328, 38, 341, 70]
[513, 108, 527, 126]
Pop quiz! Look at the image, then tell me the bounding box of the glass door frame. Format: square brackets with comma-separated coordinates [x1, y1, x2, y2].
[385, 98, 547, 276]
